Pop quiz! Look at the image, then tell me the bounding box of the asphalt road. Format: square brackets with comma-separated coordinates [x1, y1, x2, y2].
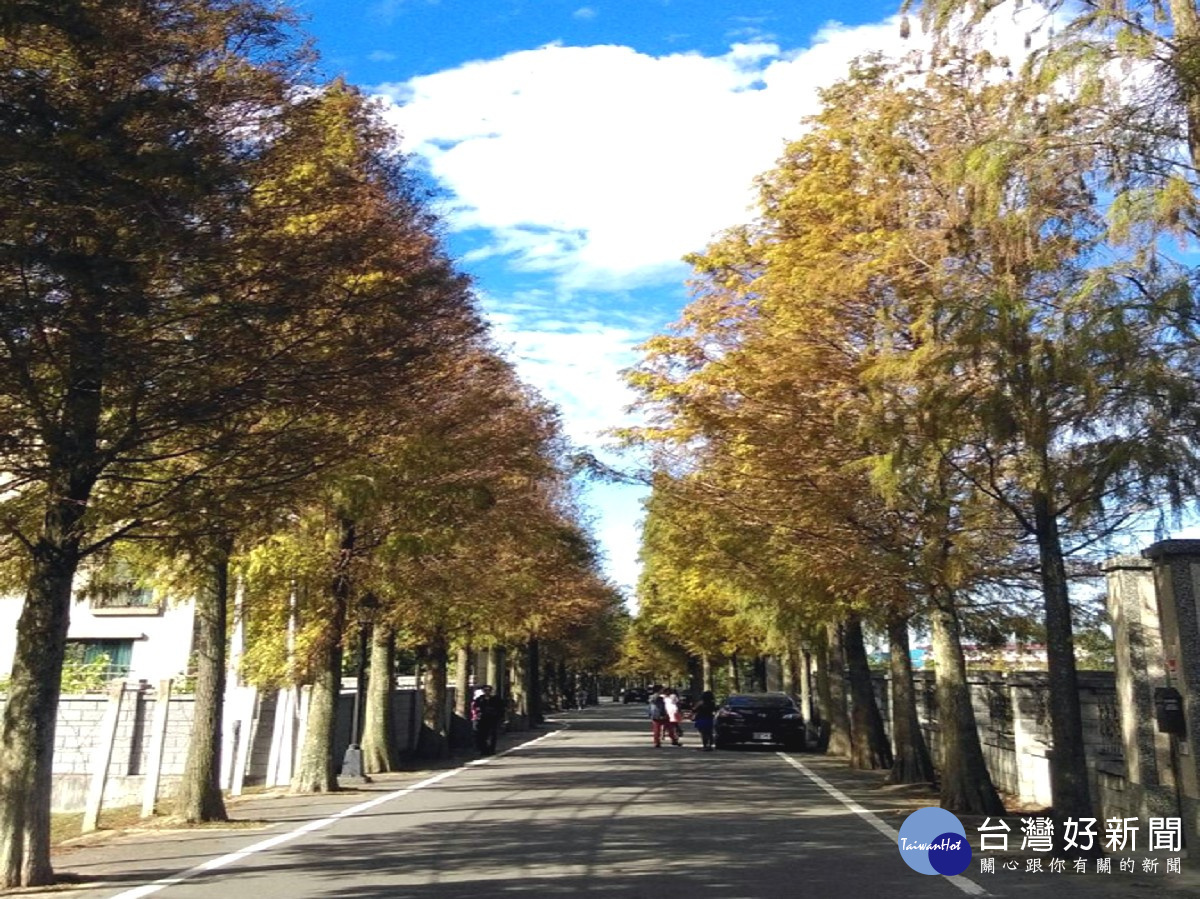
[36, 703, 1199, 899]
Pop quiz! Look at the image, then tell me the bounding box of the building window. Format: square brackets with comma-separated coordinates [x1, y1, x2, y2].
[89, 585, 156, 610]
[80, 557, 161, 614]
[65, 639, 133, 682]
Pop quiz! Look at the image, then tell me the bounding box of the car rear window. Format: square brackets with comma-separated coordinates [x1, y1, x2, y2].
[726, 694, 795, 710]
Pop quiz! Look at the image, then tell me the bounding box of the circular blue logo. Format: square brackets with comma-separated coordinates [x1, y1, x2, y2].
[897, 807, 971, 875]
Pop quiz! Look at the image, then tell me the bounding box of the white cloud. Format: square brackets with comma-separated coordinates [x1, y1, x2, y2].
[484, 302, 643, 448]
[375, 25, 914, 290]
[573, 6, 597, 21]
[375, 9, 1048, 290]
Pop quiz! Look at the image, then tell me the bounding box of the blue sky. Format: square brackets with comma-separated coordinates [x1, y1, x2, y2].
[294, 1, 1040, 597]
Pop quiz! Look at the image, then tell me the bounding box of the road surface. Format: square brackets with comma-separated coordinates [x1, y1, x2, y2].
[38, 703, 1196, 898]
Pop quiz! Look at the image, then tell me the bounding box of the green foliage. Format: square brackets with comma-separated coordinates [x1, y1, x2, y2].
[57, 656, 116, 696]
[1075, 628, 1116, 671]
[0, 656, 119, 697]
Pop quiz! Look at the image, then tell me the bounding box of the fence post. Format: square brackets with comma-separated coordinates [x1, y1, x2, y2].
[139, 679, 173, 818]
[290, 684, 312, 787]
[266, 686, 298, 787]
[82, 682, 126, 833]
[230, 687, 257, 796]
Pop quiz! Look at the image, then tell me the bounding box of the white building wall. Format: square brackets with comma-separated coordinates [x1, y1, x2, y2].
[0, 598, 19, 678]
[0, 593, 195, 683]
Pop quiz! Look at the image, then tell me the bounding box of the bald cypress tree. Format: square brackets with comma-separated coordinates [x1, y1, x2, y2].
[0, 1, 311, 884]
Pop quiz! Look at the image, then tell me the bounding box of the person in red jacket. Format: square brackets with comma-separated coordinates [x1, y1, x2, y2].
[648, 685, 669, 747]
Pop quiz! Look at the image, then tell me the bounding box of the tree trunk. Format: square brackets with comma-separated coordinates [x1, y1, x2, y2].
[823, 622, 852, 757]
[451, 643, 470, 720]
[0, 328, 103, 887]
[885, 613, 935, 784]
[509, 646, 529, 729]
[527, 638, 542, 725]
[1170, 0, 1200, 165]
[1033, 490, 1096, 829]
[486, 646, 504, 695]
[843, 615, 893, 770]
[812, 638, 831, 751]
[555, 660, 570, 708]
[687, 655, 704, 697]
[178, 537, 233, 822]
[930, 591, 1005, 814]
[782, 644, 799, 696]
[454, 642, 471, 730]
[728, 654, 741, 692]
[543, 661, 559, 709]
[0, 543, 80, 887]
[799, 645, 816, 726]
[361, 626, 398, 774]
[701, 653, 713, 692]
[752, 655, 768, 692]
[292, 516, 353, 792]
[418, 633, 450, 758]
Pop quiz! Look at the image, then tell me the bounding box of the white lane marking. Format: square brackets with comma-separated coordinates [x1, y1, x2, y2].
[777, 753, 989, 897]
[106, 727, 567, 899]
[466, 723, 568, 766]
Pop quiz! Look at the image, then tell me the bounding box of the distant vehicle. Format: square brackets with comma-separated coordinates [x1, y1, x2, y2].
[622, 687, 649, 704]
[714, 692, 806, 750]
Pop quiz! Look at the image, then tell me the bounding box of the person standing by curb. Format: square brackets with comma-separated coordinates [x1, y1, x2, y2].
[692, 690, 716, 751]
[472, 685, 502, 755]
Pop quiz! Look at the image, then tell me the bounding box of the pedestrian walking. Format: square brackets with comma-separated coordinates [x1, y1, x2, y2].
[648, 685, 669, 747]
[692, 690, 717, 751]
[472, 685, 502, 755]
[663, 688, 683, 746]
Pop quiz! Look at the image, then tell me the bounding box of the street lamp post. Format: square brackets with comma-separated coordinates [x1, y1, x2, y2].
[340, 592, 379, 783]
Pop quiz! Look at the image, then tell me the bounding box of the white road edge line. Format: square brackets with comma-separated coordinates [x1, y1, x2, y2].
[777, 752, 989, 897]
[106, 726, 569, 899]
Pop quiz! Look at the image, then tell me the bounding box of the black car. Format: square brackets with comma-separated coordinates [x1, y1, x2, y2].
[714, 692, 806, 750]
[621, 687, 649, 704]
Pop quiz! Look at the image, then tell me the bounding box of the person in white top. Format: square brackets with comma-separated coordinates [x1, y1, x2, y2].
[663, 688, 683, 746]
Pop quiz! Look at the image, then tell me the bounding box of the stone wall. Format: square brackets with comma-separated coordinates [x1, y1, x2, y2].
[4, 683, 450, 813]
[874, 669, 1122, 812]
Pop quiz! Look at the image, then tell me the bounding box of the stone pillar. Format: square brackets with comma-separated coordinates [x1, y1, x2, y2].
[1008, 674, 1053, 808]
[141, 679, 173, 817]
[1143, 540, 1200, 843]
[1104, 555, 1175, 815]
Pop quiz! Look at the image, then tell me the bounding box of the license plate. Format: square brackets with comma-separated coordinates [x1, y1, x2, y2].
[753, 732, 772, 741]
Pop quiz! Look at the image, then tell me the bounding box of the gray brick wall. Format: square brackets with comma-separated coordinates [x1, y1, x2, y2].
[4, 685, 437, 811]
